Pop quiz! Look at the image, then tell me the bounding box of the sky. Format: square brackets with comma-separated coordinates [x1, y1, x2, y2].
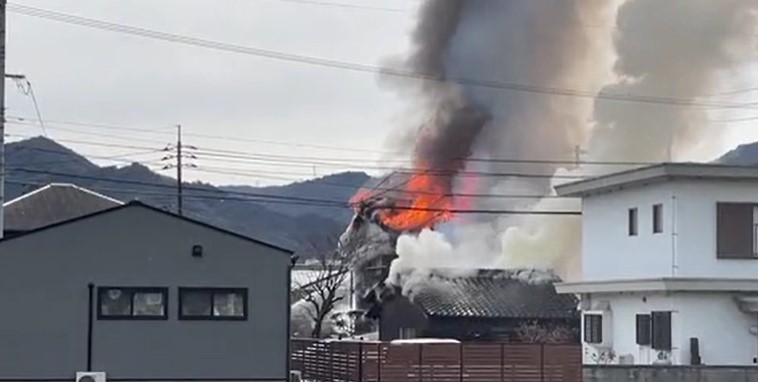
[6, 0, 758, 187]
[6, 0, 418, 186]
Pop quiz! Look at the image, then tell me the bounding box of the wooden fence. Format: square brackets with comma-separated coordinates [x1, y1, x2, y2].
[290, 339, 581, 382]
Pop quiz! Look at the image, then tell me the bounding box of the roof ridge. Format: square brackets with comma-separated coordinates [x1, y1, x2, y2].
[3, 184, 53, 206]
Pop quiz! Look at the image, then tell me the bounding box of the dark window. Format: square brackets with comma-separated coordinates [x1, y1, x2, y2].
[583, 314, 602, 344]
[179, 288, 248, 320]
[651, 311, 672, 350]
[98, 287, 168, 320]
[653, 204, 663, 234]
[628, 208, 638, 236]
[636, 314, 651, 345]
[716, 203, 755, 259]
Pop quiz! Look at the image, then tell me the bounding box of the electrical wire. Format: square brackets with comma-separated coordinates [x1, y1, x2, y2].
[8, 167, 581, 215]
[9, 3, 758, 111]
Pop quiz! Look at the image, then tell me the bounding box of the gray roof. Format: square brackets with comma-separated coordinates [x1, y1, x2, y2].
[555, 162, 758, 198]
[4, 183, 123, 232]
[410, 270, 578, 319]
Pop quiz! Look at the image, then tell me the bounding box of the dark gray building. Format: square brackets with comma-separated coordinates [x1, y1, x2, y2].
[367, 270, 580, 343]
[0, 201, 292, 381]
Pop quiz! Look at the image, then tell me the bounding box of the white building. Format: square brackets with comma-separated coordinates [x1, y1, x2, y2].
[555, 163, 758, 366]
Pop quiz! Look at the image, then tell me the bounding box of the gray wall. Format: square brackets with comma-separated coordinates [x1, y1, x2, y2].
[379, 295, 428, 341]
[0, 205, 291, 380]
[585, 366, 758, 382]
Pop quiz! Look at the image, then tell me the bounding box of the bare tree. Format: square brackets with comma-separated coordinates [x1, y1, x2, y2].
[515, 320, 576, 344]
[294, 234, 353, 339]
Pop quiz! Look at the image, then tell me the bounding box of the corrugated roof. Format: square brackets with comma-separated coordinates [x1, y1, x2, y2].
[4, 183, 123, 232]
[411, 271, 577, 319]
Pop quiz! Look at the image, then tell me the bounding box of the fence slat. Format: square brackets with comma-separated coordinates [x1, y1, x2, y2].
[290, 339, 581, 382]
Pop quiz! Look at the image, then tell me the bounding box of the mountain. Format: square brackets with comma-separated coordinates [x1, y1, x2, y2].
[5, 137, 369, 256]
[716, 141, 758, 165]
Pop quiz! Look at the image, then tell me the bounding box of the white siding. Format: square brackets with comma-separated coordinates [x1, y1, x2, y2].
[582, 291, 758, 366]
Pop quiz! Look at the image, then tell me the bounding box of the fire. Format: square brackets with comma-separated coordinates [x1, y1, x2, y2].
[351, 164, 454, 232]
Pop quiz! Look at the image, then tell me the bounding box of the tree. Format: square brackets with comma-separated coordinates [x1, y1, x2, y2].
[294, 234, 353, 339]
[515, 320, 576, 344]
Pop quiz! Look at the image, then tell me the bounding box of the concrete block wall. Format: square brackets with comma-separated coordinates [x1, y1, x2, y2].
[585, 366, 758, 382]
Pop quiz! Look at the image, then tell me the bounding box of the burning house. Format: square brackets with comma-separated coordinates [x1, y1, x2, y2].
[332, 0, 758, 344]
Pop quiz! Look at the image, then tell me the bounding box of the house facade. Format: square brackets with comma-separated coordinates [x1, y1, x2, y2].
[556, 163, 758, 366]
[367, 269, 579, 342]
[0, 201, 292, 381]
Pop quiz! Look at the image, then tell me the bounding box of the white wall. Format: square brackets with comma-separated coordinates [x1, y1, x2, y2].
[582, 291, 758, 366]
[582, 292, 678, 365]
[675, 180, 758, 278]
[582, 183, 675, 281]
[582, 179, 758, 281]
[676, 293, 757, 365]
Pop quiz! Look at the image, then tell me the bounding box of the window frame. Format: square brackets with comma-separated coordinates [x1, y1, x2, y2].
[583, 313, 603, 344]
[178, 287, 249, 321]
[652, 204, 663, 234]
[96, 286, 169, 321]
[628, 208, 638, 236]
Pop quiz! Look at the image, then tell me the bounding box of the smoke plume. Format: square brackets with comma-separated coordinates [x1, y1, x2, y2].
[501, 0, 758, 279]
[352, 0, 757, 294]
[381, 0, 617, 285]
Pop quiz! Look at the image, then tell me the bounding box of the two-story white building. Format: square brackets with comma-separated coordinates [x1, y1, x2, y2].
[555, 163, 758, 366]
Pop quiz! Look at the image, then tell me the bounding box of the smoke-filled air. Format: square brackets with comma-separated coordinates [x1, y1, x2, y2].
[342, 0, 758, 296]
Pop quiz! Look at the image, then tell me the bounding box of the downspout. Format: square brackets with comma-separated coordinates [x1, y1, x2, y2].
[287, 255, 297, 382]
[671, 191, 678, 277]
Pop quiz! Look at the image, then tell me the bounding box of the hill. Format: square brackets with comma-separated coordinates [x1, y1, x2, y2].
[5, 137, 370, 256]
[716, 141, 758, 165]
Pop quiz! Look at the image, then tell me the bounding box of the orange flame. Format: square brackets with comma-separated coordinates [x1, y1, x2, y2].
[351, 163, 454, 232]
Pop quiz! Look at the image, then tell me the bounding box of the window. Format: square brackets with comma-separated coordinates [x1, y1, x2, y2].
[98, 287, 168, 320]
[399, 327, 416, 339]
[628, 208, 638, 236]
[716, 203, 757, 259]
[651, 311, 672, 350]
[179, 288, 247, 320]
[583, 314, 602, 344]
[653, 204, 663, 234]
[636, 314, 651, 345]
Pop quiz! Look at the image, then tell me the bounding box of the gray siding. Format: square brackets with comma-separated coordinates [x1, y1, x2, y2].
[0, 205, 290, 380]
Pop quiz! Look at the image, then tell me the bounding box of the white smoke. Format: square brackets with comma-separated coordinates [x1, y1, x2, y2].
[385, 0, 758, 289]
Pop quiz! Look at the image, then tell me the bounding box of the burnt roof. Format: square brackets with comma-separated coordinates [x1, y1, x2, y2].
[4, 183, 123, 232]
[408, 270, 578, 319]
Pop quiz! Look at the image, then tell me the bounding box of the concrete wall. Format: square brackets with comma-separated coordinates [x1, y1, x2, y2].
[582, 179, 758, 281]
[584, 366, 758, 382]
[0, 205, 291, 380]
[582, 291, 758, 366]
[675, 180, 758, 278]
[582, 183, 675, 280]
[582, 292, 678, 365]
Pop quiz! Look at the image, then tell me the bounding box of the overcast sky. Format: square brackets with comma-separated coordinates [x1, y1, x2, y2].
[6, 0, 418, 186]
[6, 0, 758, 187]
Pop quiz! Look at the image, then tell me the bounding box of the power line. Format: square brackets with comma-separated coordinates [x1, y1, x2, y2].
[9, 3, 758, 111]
[8, 167, 580, 215]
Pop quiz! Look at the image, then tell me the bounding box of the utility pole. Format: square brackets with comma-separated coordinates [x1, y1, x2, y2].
[162, 124, 195, 217]
[0, 0, 8, 239]
[176, 124, 183, 216]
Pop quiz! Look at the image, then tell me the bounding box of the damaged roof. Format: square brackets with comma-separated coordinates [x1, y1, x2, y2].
[409, 270, 578, 319]
[4, 183, 123, 232]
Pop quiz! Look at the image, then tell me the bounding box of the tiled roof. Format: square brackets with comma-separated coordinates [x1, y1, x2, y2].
[410, 270, 578, 319]
[4, 183, 123, 232]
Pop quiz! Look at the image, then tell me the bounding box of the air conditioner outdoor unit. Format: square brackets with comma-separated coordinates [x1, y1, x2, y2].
[290, 370, 302, 382]
[76, 372, 106, 382]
